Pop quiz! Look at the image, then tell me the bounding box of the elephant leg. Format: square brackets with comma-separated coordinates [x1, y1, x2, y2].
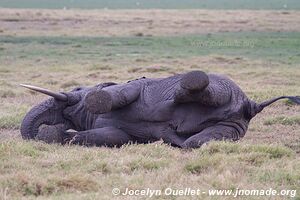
[174, 71, 209, 103]
[182, 123, 244, 149]
[69, 127, 133, 147]
[161, 131, 187, 147]
[174, 71, 231, 107]
[85, 81, 142, 114]
[148, 127, 187, 147]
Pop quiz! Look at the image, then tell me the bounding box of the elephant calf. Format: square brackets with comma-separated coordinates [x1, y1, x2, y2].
[20, 71, 300, 148]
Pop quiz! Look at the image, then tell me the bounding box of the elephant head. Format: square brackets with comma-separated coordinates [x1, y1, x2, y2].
[20, 84, 83, 140]
[20, 82, 117, 142]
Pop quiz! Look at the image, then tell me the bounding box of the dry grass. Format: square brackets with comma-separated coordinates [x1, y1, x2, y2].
[0, 9, 300, 37]
[0, 8, 299, 200]
[0, 140, 298, 200]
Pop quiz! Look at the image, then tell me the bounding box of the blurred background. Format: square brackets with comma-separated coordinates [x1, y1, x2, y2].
[0, 0, 299, 9]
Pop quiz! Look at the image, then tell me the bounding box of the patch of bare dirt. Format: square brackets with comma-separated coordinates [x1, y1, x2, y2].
[0, 9, 300, 36]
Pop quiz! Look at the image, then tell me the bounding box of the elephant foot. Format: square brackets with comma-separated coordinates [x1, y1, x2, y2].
[174, 71, 209, 103]
[36, 124, 66, 144]
[180, 71, 209, 91]
[84, 89, 112, 114]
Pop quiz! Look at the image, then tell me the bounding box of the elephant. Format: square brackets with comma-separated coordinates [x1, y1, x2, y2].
[20, 71, 300, 148]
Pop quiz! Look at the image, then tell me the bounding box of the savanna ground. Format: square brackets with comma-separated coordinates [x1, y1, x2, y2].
[0, 5, 300, 200]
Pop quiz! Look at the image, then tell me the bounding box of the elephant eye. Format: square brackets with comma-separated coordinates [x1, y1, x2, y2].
[72, 87, 84, 92]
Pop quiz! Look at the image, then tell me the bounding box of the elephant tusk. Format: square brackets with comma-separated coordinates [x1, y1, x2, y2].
[20, 84, 68, 101]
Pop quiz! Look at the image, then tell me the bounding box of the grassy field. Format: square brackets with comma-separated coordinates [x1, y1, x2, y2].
[0, 0, 299, 9]
[1, 32, 300, 64]
[0, 8, 300, 200]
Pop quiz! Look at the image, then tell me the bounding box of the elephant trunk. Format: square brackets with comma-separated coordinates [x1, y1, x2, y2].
[20, 98, 67, 139]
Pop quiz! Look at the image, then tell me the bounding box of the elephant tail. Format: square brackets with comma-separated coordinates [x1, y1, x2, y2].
[255, 96, 300, 114]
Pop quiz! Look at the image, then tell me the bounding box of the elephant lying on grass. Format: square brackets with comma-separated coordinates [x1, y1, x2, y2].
[20, 71, 300, 148]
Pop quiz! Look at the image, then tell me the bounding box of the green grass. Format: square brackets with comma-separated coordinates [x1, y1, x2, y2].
[1, 32, 299, 103]
[264, 116, 300, 126]
[185, 154, 222, 174]
[0, 104, 29, 129]
[1, 32, 300, 66]
[0, 0, 299, 9]
[0, 89, 16, 98]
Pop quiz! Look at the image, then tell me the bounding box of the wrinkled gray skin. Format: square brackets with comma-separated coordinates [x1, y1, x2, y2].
[21, 71, 300, 148]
